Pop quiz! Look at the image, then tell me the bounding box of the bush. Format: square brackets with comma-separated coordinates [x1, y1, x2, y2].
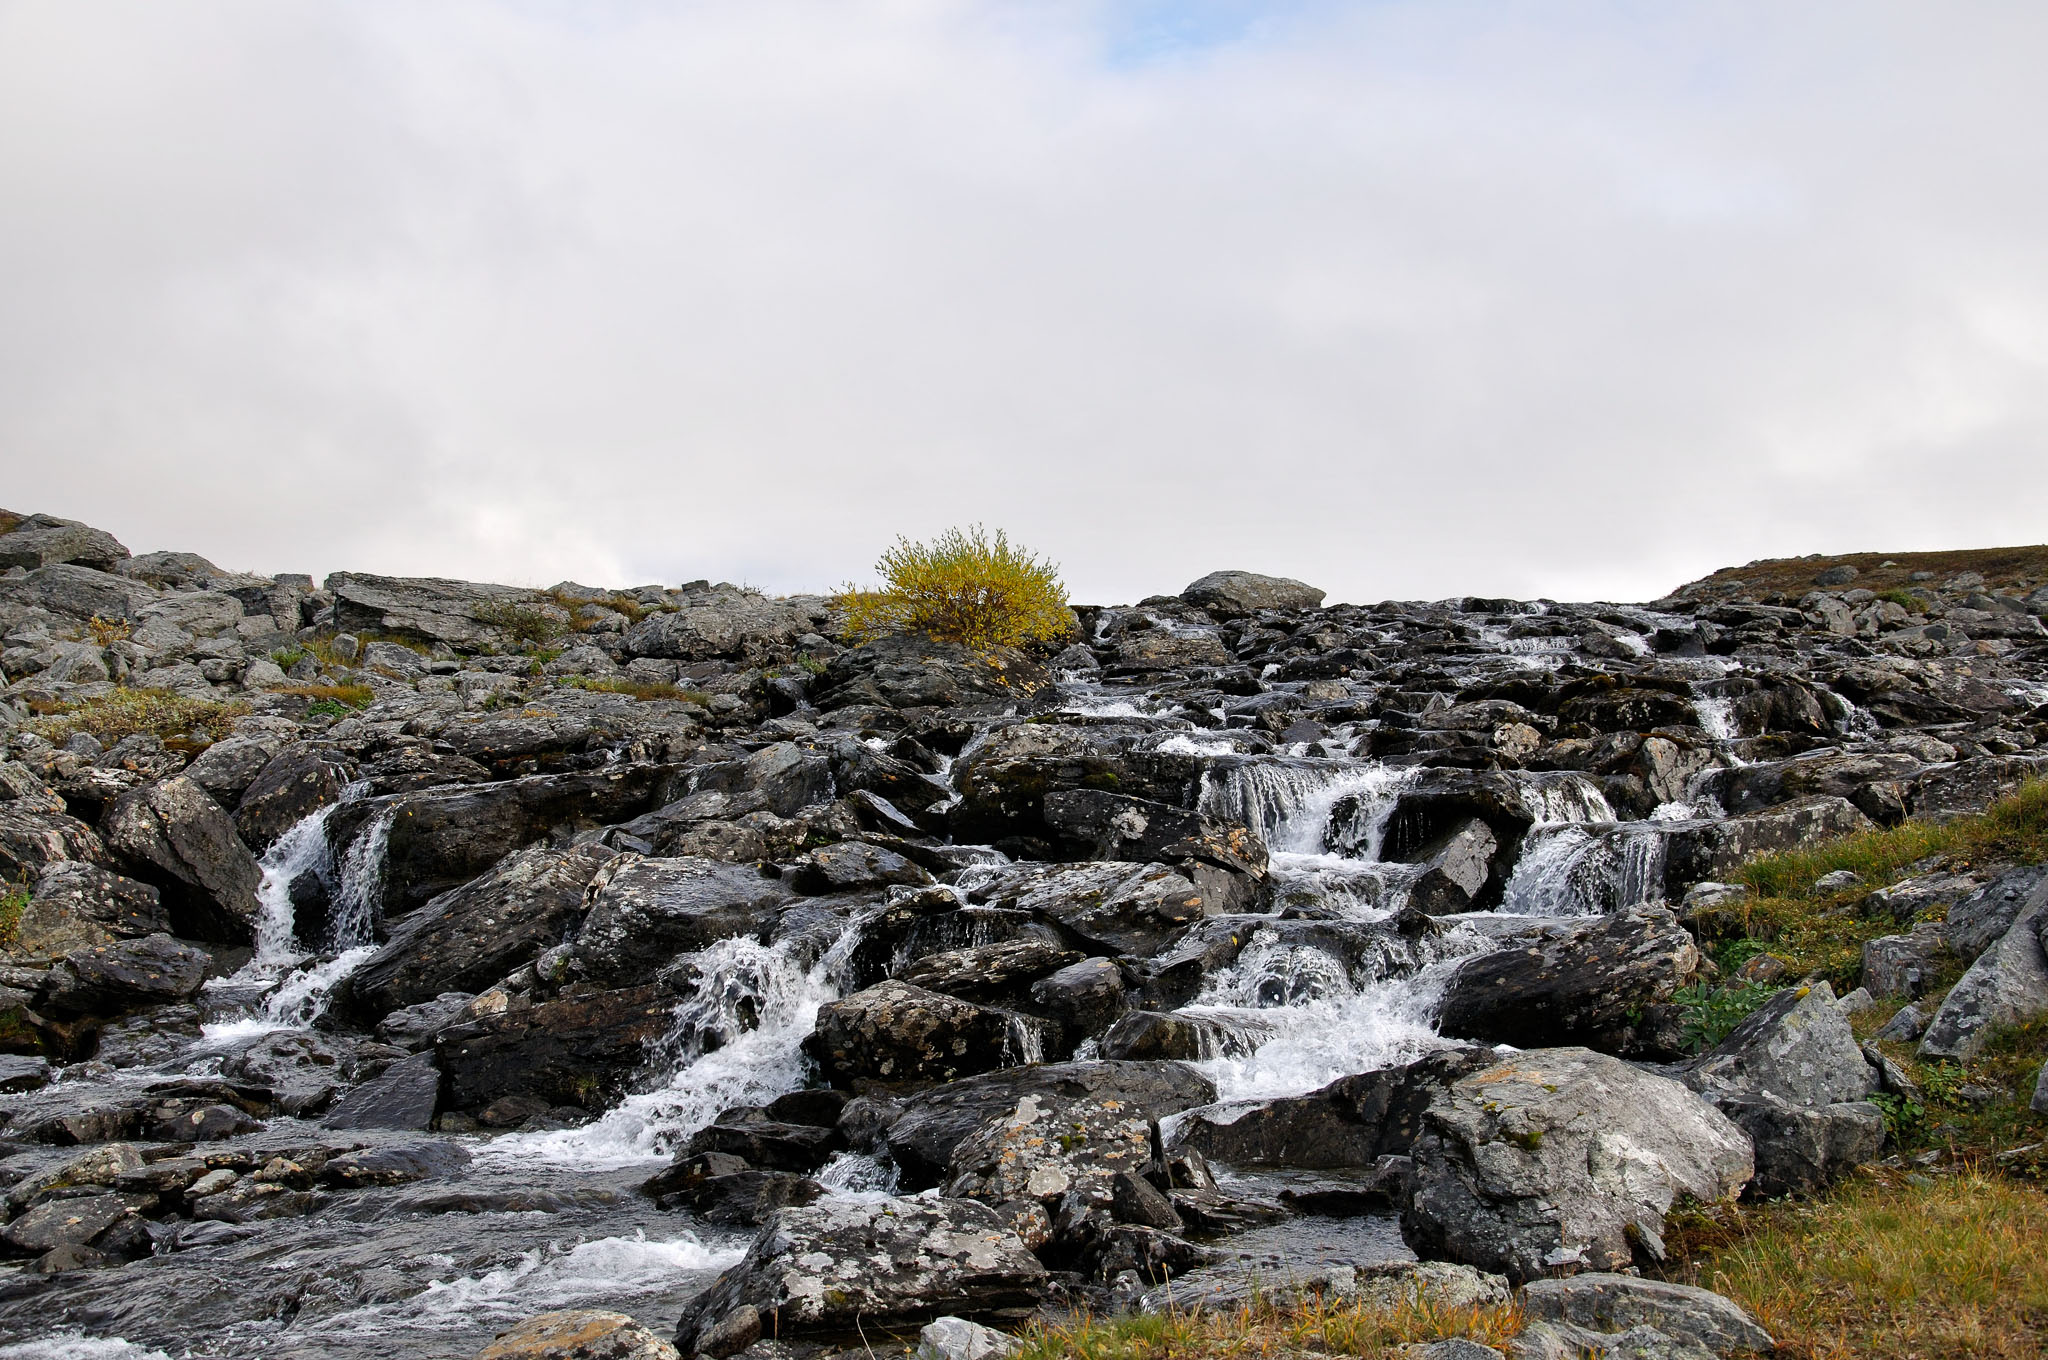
[836, 526, 1072, 653]
[27, 688, 247, 750]
[471, 600, 569, 649]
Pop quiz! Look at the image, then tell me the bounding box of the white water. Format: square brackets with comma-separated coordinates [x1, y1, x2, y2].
[488, 923, 864, 1167]
[1500, 822, 1669, 916]
[0, 1338, 171, 1360]
[1200, 759, 1416, 857]
[1185, 970, 1455, 1102]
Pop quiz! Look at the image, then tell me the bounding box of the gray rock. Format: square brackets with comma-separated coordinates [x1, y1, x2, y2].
[1685, 982, 1876, 1107]
[1918, 875, 2048, 1060]
[1873, 1003, 1926, 1042]
[351, 842, 616, 1017]
[1835, 987, 1875, 1015]
[376, 991, 478, 1051]
[1861, 924, 1949, 999]
[1944, 866, 2048, 962]
[325, 571, 540, 648]
[180, 732, 290, 806]
[1509, 1322, 1715, 1360]
[1180, 570, 1326, 617]
[1714, 1096, 1885, 1197]
[476, 1309, 682, 1360]
[1517, 1274, 1771, 1356]
[961, 860, 1225, 959]
[1028, 957, 1126, 1037]
[568, 854, 792, 990]
[804, 980, 1033, 1085]
[0, 805, 107, 884]
[942, 1085, 1155, 1209]
[1403, 1048, 1753, 1283]
[2033, 1057, 2048, 1116]
[100, 774, 262, 942]
[323, 1052, 442, 1130]
[232, 745, 353, 852]
[621, 591, 812, 663]
[1, 1193, 131, 1256]
[789, 841, 931, 895]
[897, 937, 1083, 1004]
[0, 563, 156, 621]
[34, 933, 209, 1018]
[11, 862, 167, 957]
[0, 514, 130, 572]
[1143, 1257, 1508, 1316]
[0, 1054, 51, 1092]
[916, 1316, 1017, 1360]
[322, 1140, 470, 1187]
[674, 1196, 1047, 1355]
[1398, 1343, 1503, 1360]
[1659, 798, 1875, 894]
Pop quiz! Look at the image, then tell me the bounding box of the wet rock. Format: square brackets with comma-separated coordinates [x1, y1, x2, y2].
[0, 1054, 51, 1092]
[566, 855, 793, 990]
[961, 860, 1223, 959]
[1403, 1048, 1752, 1283]
[1028, 958, 1126, 1036]
[1658, 797, 1875, 896]
[91, 1003, 204, 1066]
[34, 933, 209, 1018]
[1517, 1274, 1771, 1357]
[99, 775, 262, 942]
[351, 842, 616, 1017]
[1, 1193, 132, 1256]
[789, 841, 931, 895]
[190, 1178, 322, 1222]
[916, 1316, 1018, 1360]
[10, 862, 168, 957]
[477, 1309, 682, 1360]
[1181, 571, 1325, 618]
[437, 986, 674, 1114]
[643, 1154, 825, 1225]
[675, 1196, 1047, 1355]
[322, 1051, 442, 1130]
[322, 1140, 471, 1187]
[1918, 877, 2048, 1060]
[1435, 907, 1702, 1056]
[896, 937, 1083, 1004]
[1098, 1008, 1275, 1061]
[214, 1029, 354, 1116]
[684, 1120, 842, 1174]
[1402, 817, 1502, 915]
[804, 980, 1032, 1085]
[375, 991, 477, 1051]
[1165, 1047, 1495, 1169]
[879, 1061, 1217, 1189]
[232, 746, 353, 852]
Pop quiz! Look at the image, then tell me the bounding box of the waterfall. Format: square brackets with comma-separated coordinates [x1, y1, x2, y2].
[1199, 759, 1416, 857]
[1500, 822, 1670, 916]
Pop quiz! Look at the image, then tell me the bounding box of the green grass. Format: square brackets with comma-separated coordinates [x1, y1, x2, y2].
[1875, 588, 1931, 614]
[0, 885, 28, 949]
[559, 675, 711, 703]
[26, 688, 248, 751]
[270, 683, 375, 718]
[1010, 1291, 1525, 1360]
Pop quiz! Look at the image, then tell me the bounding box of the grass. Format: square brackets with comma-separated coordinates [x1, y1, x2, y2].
[558, 675, 711, 704]
[269, 683, 375, 717]
[1010, 1291, 1525, 1360]
[0, 885, 28, 949]
[26, 687, 247, 750]
[1691, 779, 2048, 990]
[1875, 587, 1931, 614]
[1669, 544, 2048, 602]
[1662, 1171, 2048, 1359]
[471, 599, 570, 649]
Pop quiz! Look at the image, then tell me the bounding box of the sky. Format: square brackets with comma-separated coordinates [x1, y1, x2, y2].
[3, 1, 2046, 607]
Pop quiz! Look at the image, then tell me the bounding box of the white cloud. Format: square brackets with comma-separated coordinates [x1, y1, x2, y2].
[3, 0, 2045, 605]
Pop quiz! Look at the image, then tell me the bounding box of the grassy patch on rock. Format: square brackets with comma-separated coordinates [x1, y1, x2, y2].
[26, 687, 247, 750]
[558, 675, 710, 704]
[1011, 1293, 1525, 1360]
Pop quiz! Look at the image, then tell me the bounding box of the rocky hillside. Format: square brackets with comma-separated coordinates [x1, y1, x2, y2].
[0, 509, 2044, 1360]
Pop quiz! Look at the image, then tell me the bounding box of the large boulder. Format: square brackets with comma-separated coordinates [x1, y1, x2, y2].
[34, 934, 210, 1019]
[350, 842, 617, 1018]
[232, 746, 354, 853]
[1434, 907, 1702, 1056]
[674, 1196, 1047, 1356]
[959, 860, 1225, 959]
[1403, 1048, 1752, 1283]
[1659, 798, 1875, 895]
[804, 980, 1031, 1086]
[0, 806, 106, 884]
[567, 855, 794, 989]
[942, 1083, 1155, 1207]
[436, 986, 675, 1114]
[1180, 571, 1326, 618]
[9, 863, 168, 958]
[1517, 1275, 1772, 1358]
[99, 775, 262, 943]
[0, 513, 130, 571]
[324, 571, 540, 648]
[1918, 877, 2048, 1061]
[324, 1051, 442, 1131]
[0, 563, 157, 621]
[878, 1061, 1218, 1189]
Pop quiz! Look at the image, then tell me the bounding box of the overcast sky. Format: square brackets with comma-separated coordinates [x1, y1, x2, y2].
[4, 2, 2045, 606]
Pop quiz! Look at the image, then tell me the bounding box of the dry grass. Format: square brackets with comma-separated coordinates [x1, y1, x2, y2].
[269, 682, 375, 715]
[1668, 544, 2048, 603]
[1011, 1291, 1525, 1360]
[558, 674, 710, 704]
[1664, 1172, 2048, 1359]
[26, 687, 247, 750]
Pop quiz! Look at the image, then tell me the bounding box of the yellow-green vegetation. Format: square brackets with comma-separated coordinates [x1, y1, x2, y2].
[1875, 587, 1930, 614]
[0, 884, 29, 949]
[559, 675, 712, 704]
[86, 614, 131, 647]
[471, 599, 570, 648]
[1011, 1292, 1524, 1360]
[1664, 1171, 2048, 1359]
[837, 526, 1073, 653]
[271, 683, 375, 718]
[1691, 779, 2048, 990]
[538, 586, 672, 628]
[26, 687, 247, 750]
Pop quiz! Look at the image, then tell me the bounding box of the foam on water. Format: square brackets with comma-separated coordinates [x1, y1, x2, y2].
[1517, 774, 1617, 826]
[1500, 822, 1669, 916]
[0, 1337, 171, 1360]
[1185, 975, 1454, 1103]
[1200, 759, 1416, 857]
[816, 1151, 900, 1201]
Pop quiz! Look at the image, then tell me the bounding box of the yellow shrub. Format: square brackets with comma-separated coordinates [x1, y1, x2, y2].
[837, 526, 1072, 652]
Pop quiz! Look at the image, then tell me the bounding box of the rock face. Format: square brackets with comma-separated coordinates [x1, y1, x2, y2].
[436, 986, 675, 1113]
[1180, 571, 1327, 617]
[99, 776, 262, 942]
[34, 934, 210, 1019]
[1403, 1048, 1753, 1283]
[675, 1197, 1047, 1356]
[804, 980, 1030, 1085]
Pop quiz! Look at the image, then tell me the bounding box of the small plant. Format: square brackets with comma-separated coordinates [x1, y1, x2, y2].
[1876, 588, 1929, 614]
[1869, 1091, 1926, 1143]
[472, 600, 569, 649]
[558, 675, 709, 704]
[270, 646, 307, 669]
[0, 884, 29, 949]
[272, 683, 374, 715]
[86, 614, 131, 647]
[1673, 980, 1779, 1052]
[27, 688, 247, 749]
[836, 525, 1073, 653]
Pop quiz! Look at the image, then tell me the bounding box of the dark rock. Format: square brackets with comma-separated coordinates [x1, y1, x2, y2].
[321, 1140, 471, 1187]
[1714, 1096, 1885, 1198]
[1861, 925, 1949, 999]
[1403, 1048, 1752, 1284]
[99, 775, 262, 943]
[190, 1179, 322, 1223]
[1944, 866, 2048, 962]
[233, 746, 352, 853]
[1028, 958, 1126, 1036]
[375, 991, 477, 1051]
[961, 860, 1224, 959]
[1181, 571, 1326, 618]
[684, 1120, 842, 1174]
[34, 933, 209, 1018]
[1, 1193, 131, 1257]
[1099, 1009, 1275, 1061]
[815, 635, 1044, 712]
[675, 1196, 1048, 1355]
[804, 980, 1034, 1086]
[566, 855, 793, 989]
[0, 514, 130, 572]
[323, 1051, 442, 1130]
[897, 937, 1083, 1004]
[350, 842, 616, 1018]
[0, 806, 108, 887]
[11, 862, 167, 958]
[1436, 907, 1703, 1056]
[437, 986, 673, 1113]
[789, 841, 932, 895]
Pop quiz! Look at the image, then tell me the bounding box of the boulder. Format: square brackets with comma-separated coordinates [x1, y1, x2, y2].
[212, 1028, 353, 1116]
[675, 1196, 1047, 1355]
[100, 775, 262, 942]
[897, 937, 1083, 1004]
[325, 571, 539, 648]
[1684, 983, 1876, 1108]
[1710, 1096, 1884, 1199]
[1918, 876, 2048, 1060]
[1, 1193, 133, 1257]
[232, 746, 353, 852]
[437, 986, 674, 1114]
[1403, 1048, 1753, 1283]
[34, 933, 210, 1018]
[1028, 958, 1126, 1037]
[323, 1051, 443, 1130]
[804, 980, 1033, 1085]
[813, 636, 1044, 712]
[178, 733, 287, 806]
[0, 514, 130, 572]
[1403, 817, 1502, 915]
[960, 860, 1223, 959]
[350, 842, 617, 1017]
[916, 1316, 1018, 1360]
[1181, 571, 1326, 618]
[942, 1085, 1155, 1209]
[0, 806, 106, 884]
[1517, 1275, 1771, 1357]
[478, 1310, 681, 1360]
[323, 1140, 470, 1187]
[10, 862, 167, 957]
[1658, 798, 1875, 896]
[879, 1061, 1217, 1189]
[567, 855, 793, 989]
[789, 841, 932, 895]
[1435, 907, 1702, 1055]
[1944, 866, 2048, 962]
[619, 590, 812, 663]
[1860, 925, 1949, 1000]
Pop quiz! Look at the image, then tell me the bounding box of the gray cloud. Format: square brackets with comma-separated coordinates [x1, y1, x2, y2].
[4, 0, 2045, 605]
